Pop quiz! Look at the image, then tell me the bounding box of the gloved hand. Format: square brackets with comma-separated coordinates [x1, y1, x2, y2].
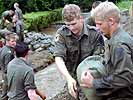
[67, 77, 77, 99]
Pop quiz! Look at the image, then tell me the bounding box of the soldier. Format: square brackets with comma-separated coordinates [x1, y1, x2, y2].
[0, 33, 18, 100]
[54, 4, 104, 100]
[14, 2, 23, 20]
[84, 1, 102, 26]
[12, 15, 24, 42]
[79, 1, 133, 100]
[0, 10, 14, 29]
[7, 42, 46, 100]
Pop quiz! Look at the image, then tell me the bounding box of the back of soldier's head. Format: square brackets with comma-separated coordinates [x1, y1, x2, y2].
[93, 1, 120, 23]
[62, 4, 81, 22]
[92, 1, 102, 9]
[15, 42, 29, 57]
[14, 2, 19, 8]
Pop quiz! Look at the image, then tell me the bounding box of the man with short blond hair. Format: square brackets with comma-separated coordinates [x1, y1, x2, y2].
[80, 1, 133, 100]
[62, 4, 81, 21]
[0, 33, 18, 100]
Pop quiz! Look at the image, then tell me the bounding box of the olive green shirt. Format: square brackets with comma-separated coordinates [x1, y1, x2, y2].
[1, 11, 10, 18]
[7, 57, 36, 100]
[84, 16, 96, 26]
[54, 23, 104, 75]
[1, 11, 12, 22]
[93, 27, 133, 99]
[15, 8, 23, 20]
[0, 45, 14, 73]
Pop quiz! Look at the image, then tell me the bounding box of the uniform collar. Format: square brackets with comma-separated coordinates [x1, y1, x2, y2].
[5, 45, 15, 52]
[108, 26, 121, 45]
[17, 57, 30, 66]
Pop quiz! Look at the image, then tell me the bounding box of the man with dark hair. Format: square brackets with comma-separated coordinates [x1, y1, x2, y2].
[0, 33, 17, 100]
[7, 42, 46, 100]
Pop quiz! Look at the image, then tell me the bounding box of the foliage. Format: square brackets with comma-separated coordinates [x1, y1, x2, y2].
[23, 8, 62, 31]
[0, 0, 128, 14]
[0, 0, 4, 14]
[116, 0, 130, 10]
[26, 0, 64, 12]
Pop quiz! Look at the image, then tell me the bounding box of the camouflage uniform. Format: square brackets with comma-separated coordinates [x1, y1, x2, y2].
[15, 8, 23, 20]
[77, 27, 133, 100]
[12, 20, 24, 42]
[1, 11, 12, 29]
[84, 16, 96, 26]
[7, 57, 36, 100]
[54, 23, 104, 100]
[0, 46, 15, 100]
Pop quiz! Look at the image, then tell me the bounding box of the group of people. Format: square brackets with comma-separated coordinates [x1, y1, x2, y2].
[0, 3, 46, 100]
[0, 33, 46, 100]
[0, 2, 24, 42]
[0, 1, 132, 100]
[54, 1, 133, 100]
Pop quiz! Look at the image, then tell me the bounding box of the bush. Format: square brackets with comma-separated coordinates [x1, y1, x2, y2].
[116, 0, 130, 10]
[24, 8, 62, 31]
[0, 0, 4, 14]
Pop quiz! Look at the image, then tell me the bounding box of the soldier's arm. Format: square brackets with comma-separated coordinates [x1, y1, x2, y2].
[55, 57, 73, 80]
[54, 30, 77, 98]
[55, 57, 77, 98]
[92, 31, 104, 56]
[24, 70, 38, 99]
[93, 44, 133, 96]
[4, 52, 14, 72]
[16, 23, 21, 34]
[54, 31, 72, 80]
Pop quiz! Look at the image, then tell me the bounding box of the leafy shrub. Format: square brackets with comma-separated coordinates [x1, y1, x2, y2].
[24, 8, 62, 31]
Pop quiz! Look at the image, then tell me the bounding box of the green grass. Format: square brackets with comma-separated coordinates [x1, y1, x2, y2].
[24, 11, 50, 19]
[116, 0, 131, 10]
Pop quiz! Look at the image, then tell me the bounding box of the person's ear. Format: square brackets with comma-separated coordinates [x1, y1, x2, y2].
[79, 16, 83, 22]
[79, 16, 83, 19]
[108, 18, 115, 25]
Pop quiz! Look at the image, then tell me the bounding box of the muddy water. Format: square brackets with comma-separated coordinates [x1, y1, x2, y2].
[41, 27, 58, 35]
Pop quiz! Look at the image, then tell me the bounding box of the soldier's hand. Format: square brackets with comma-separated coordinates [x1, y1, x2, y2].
[67, 77, 77, 99]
